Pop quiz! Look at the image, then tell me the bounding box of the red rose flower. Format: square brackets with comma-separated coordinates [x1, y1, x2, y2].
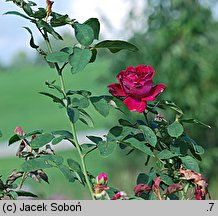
[108, 65, 166, 113]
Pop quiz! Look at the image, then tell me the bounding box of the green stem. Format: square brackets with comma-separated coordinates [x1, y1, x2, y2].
[59, 74, 67, 99]
[181, 182, 190, 200]
[59, 72, 94, 199]
[143, 111, 149, 126]
[70, 123, 95, 200]
[42, 32, 95, 200]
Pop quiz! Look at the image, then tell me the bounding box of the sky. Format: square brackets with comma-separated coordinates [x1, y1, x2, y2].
[0, 0, 131, 65]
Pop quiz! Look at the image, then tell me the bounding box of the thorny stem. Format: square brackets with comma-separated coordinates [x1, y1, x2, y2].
[42, 32, 95, 200]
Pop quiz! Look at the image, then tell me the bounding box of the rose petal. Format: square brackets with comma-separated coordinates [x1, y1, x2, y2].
[129, 80, 153, 98]
[116, 66, 135, 82]
[108, 83, 126, 97]
[143, 84, 166, 101]
[135, 65, 155, 79]
[123, 97, 146, 113]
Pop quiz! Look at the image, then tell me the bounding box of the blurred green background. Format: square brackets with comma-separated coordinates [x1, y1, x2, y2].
[0, 0, 218, 199]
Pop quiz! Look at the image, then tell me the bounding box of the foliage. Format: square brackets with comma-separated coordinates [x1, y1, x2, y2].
[0, 0, 211, 200]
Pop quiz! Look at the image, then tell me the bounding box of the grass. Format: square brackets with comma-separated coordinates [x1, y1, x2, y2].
[0, 61, 116, 140]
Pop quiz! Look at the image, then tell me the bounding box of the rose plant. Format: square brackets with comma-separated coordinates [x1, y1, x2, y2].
[0, 0, 211, 200]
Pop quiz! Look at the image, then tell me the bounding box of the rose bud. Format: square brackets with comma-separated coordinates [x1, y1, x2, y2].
[95, 172, 108, 185]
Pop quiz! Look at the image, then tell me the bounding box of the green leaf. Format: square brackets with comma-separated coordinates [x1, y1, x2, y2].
[90, 48, 97, 63]
[67, 159, 81, 172]
[157, 149, 177, 159]
[87, 136, 102, 144]
[138, 125, 157, 147]
[69, 47, 92, 74]
[119, 119, 133, 127]
[4, 11, 32, 20]
[74, 22, 94, 46]
[57, 165, 75, 182]
[84, 18, 100, 40]
[79, 109, 94, 128]
[60, 47, 74, 55]
[16, 190, 38, 198]
[67, 107, 80, 124]
[8, 134, 21, 146]
[45, 80, 63, 94]
[37, 20, 63, 40]
[74, 171, 86, 186]
[158, 173, 174, 185]
[7, 190, 18, 200]
[90, 96, 110, 117]
[126, 138, 154, 156]
[180, 155, 200, 173]
[0, 130, 2, 137]
[81, 143, 96, 150]
[98, 141, 117, 157]
[180, 118, 211, 128]
[30, 133, 54, 149]
[51, 135, 66, 145]
[22, 158, 53, 172]
[78, 97, 90, 108]
[107, 126, 123, 141]
[94, 40, 139, 53]
[24, 129, 43, 138]
[46, 51, 69, 63]
[171, 140, 188, 156]
[39, 92, 65, 106]
[32, 8, 46, 19]
[23, 3, 33, 16]
[182, 136, 205, 155]
[42, 155, 64, 166]
[50, 12, 70, 27]
[167, 121, 184, 138]
[137, 173, 149, 184]
[23, 27, 39, 49]
[110, 97, 131, 115]
[51, 130, 73, 139]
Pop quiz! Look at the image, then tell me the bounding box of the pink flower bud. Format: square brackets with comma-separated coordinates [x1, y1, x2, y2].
[15, 126, 24, 136]
[96, 172, 108, 185]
